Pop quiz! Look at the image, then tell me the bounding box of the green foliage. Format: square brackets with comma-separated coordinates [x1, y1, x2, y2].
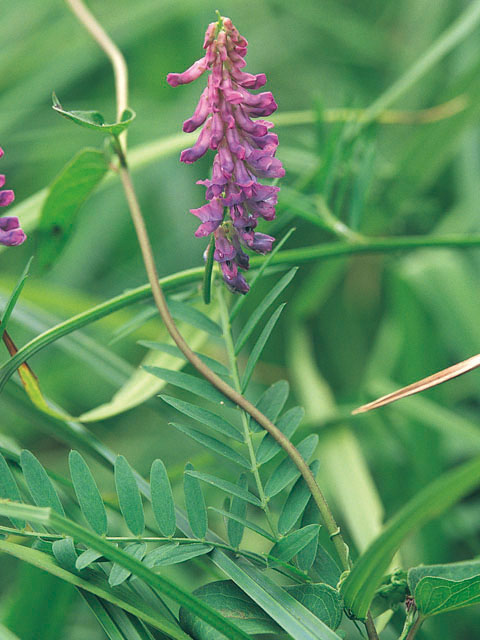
[114, 456, 144, 536]
[36, 149, 109, 271]
[150, 458, 176, 537]
[184, 462, 208, 539]
[69, 450, 107, 535]
[52, 93, 136, 135]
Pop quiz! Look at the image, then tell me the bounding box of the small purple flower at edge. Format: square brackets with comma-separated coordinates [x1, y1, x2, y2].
[167, 16, 284, 294]
[0, 147, 26, 247]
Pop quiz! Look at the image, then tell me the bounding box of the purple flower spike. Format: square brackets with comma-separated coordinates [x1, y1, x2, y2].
[168, 15, 284, 294]
[0, 148, 26, 247]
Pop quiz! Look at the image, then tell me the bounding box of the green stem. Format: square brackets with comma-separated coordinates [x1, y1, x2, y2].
[405, 616, 423, 640]
[359, 1, 480, 126]
[217, 287, 277, 538]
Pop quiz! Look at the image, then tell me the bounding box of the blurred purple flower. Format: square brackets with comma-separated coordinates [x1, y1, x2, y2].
[0, 147, 26, 247]
[167, 16, 284, 294]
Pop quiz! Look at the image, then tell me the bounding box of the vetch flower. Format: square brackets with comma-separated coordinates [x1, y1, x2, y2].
[167, 15, 284, 294]
[0, 147, 26, 247]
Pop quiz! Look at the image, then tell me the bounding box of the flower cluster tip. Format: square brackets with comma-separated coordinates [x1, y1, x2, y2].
[167, 16, 284, 293]
[0, 147, 26, 247]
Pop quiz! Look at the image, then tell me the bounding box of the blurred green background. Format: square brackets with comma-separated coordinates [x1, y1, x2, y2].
[1, 0, 480, 638]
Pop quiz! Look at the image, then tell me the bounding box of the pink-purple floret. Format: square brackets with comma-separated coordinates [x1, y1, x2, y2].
[167, 16, 284, 294]
[0, 147, 26, 247]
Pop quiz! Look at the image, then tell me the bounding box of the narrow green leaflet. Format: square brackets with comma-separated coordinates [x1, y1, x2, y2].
[269, 524, 321, 564]
[109, 543, 147, 587]
[52, 94, 136, 135]
[235, 267, 298, 354]
[0, 257, 33, 333]
[52, 537, 78, 573]
[150, 459, 176, 537]
[69, 450, 107, 536]
[145, 543, 214, 568]
[161, 395, 242, 442]
[278, 460, 321, 535]
[141, 343, 230, 377]
[167, 299, 222, 337]
[114, 456, 144, 536]
[256, 406, 305, 464]
[171, 423, 250, 469]
[0, 503, 250, 640]
[20, 450, 65, 516]
[36, 148, 109, 271]
[209, 507, 275, 543]
[76, 548, 104, 571]
[79, 592, 136, 640]
[0, 453, 25, 528]
[408, 560, 480, 617]
[184, 470, 262, 507]
[0, 538, 190, 640]
[341, 455, 480, 619]
[297, 498, 322, 573]
[184, 463, 207, 539]
[251, 379, 290, 433]
[264, 435, 319, 498]
[109, 307, 157, 345]
[241, 304, 286, 391]
[228, 474, 249, 548]
[144, 367, 234, 407]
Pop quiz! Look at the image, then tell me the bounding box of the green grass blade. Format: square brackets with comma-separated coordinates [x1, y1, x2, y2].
[0, 257, 33, 333]
[114, 456, 144, 537]
[340, 455, 480, 619]
[69, 450, 107, 536]
[0, 453, 25, 529]
[234, 267, 297, 354]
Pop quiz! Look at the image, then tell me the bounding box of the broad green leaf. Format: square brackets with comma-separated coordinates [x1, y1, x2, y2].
[270, 524, 321, 564]
[235, 267, 298, 354]
[278, 460, 321, 535]
[52, 537, 78, 573]
[144, 543, 213, 568]
[150, 459, 176, 537]
[408, 560, 480, 617]
[184, 470, 262, 507]
[76, 547, 104, 571]
[52, 94, 136, 135]
[141, 343, 230, 377]
[0, 539, 190, 640]
[211, 551, 342, 639]
[114, 456, 144, 536]
[230, 227, 296, 321]
[0, 504, 249, 640]
[184, 463, 207, 539]
[20, 450, 65, 516]
[0, 453, 25, 528]
[208, 507, 275, 542]
[0, 257, 33, 333]
[69, 450, 107, 535]
[161, 395, 242, 442]
[256, 406, 305, 465]
[341, 455, 480, 619]
[0, 623, 20, 640]
[227, 474, 249, 548]
[167, 299, 222, 337]
[109, 543, 147, 587]
[179, 579, 343, 640]
[251, 379, 290, 433]
[144, 367, 234, 408]
[171, 423, 250, 469]
[287, 583, 343, 631]
[36, 148, 108, 270]
[264, 435, 319, 498]
[241, 304, 286, 391]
